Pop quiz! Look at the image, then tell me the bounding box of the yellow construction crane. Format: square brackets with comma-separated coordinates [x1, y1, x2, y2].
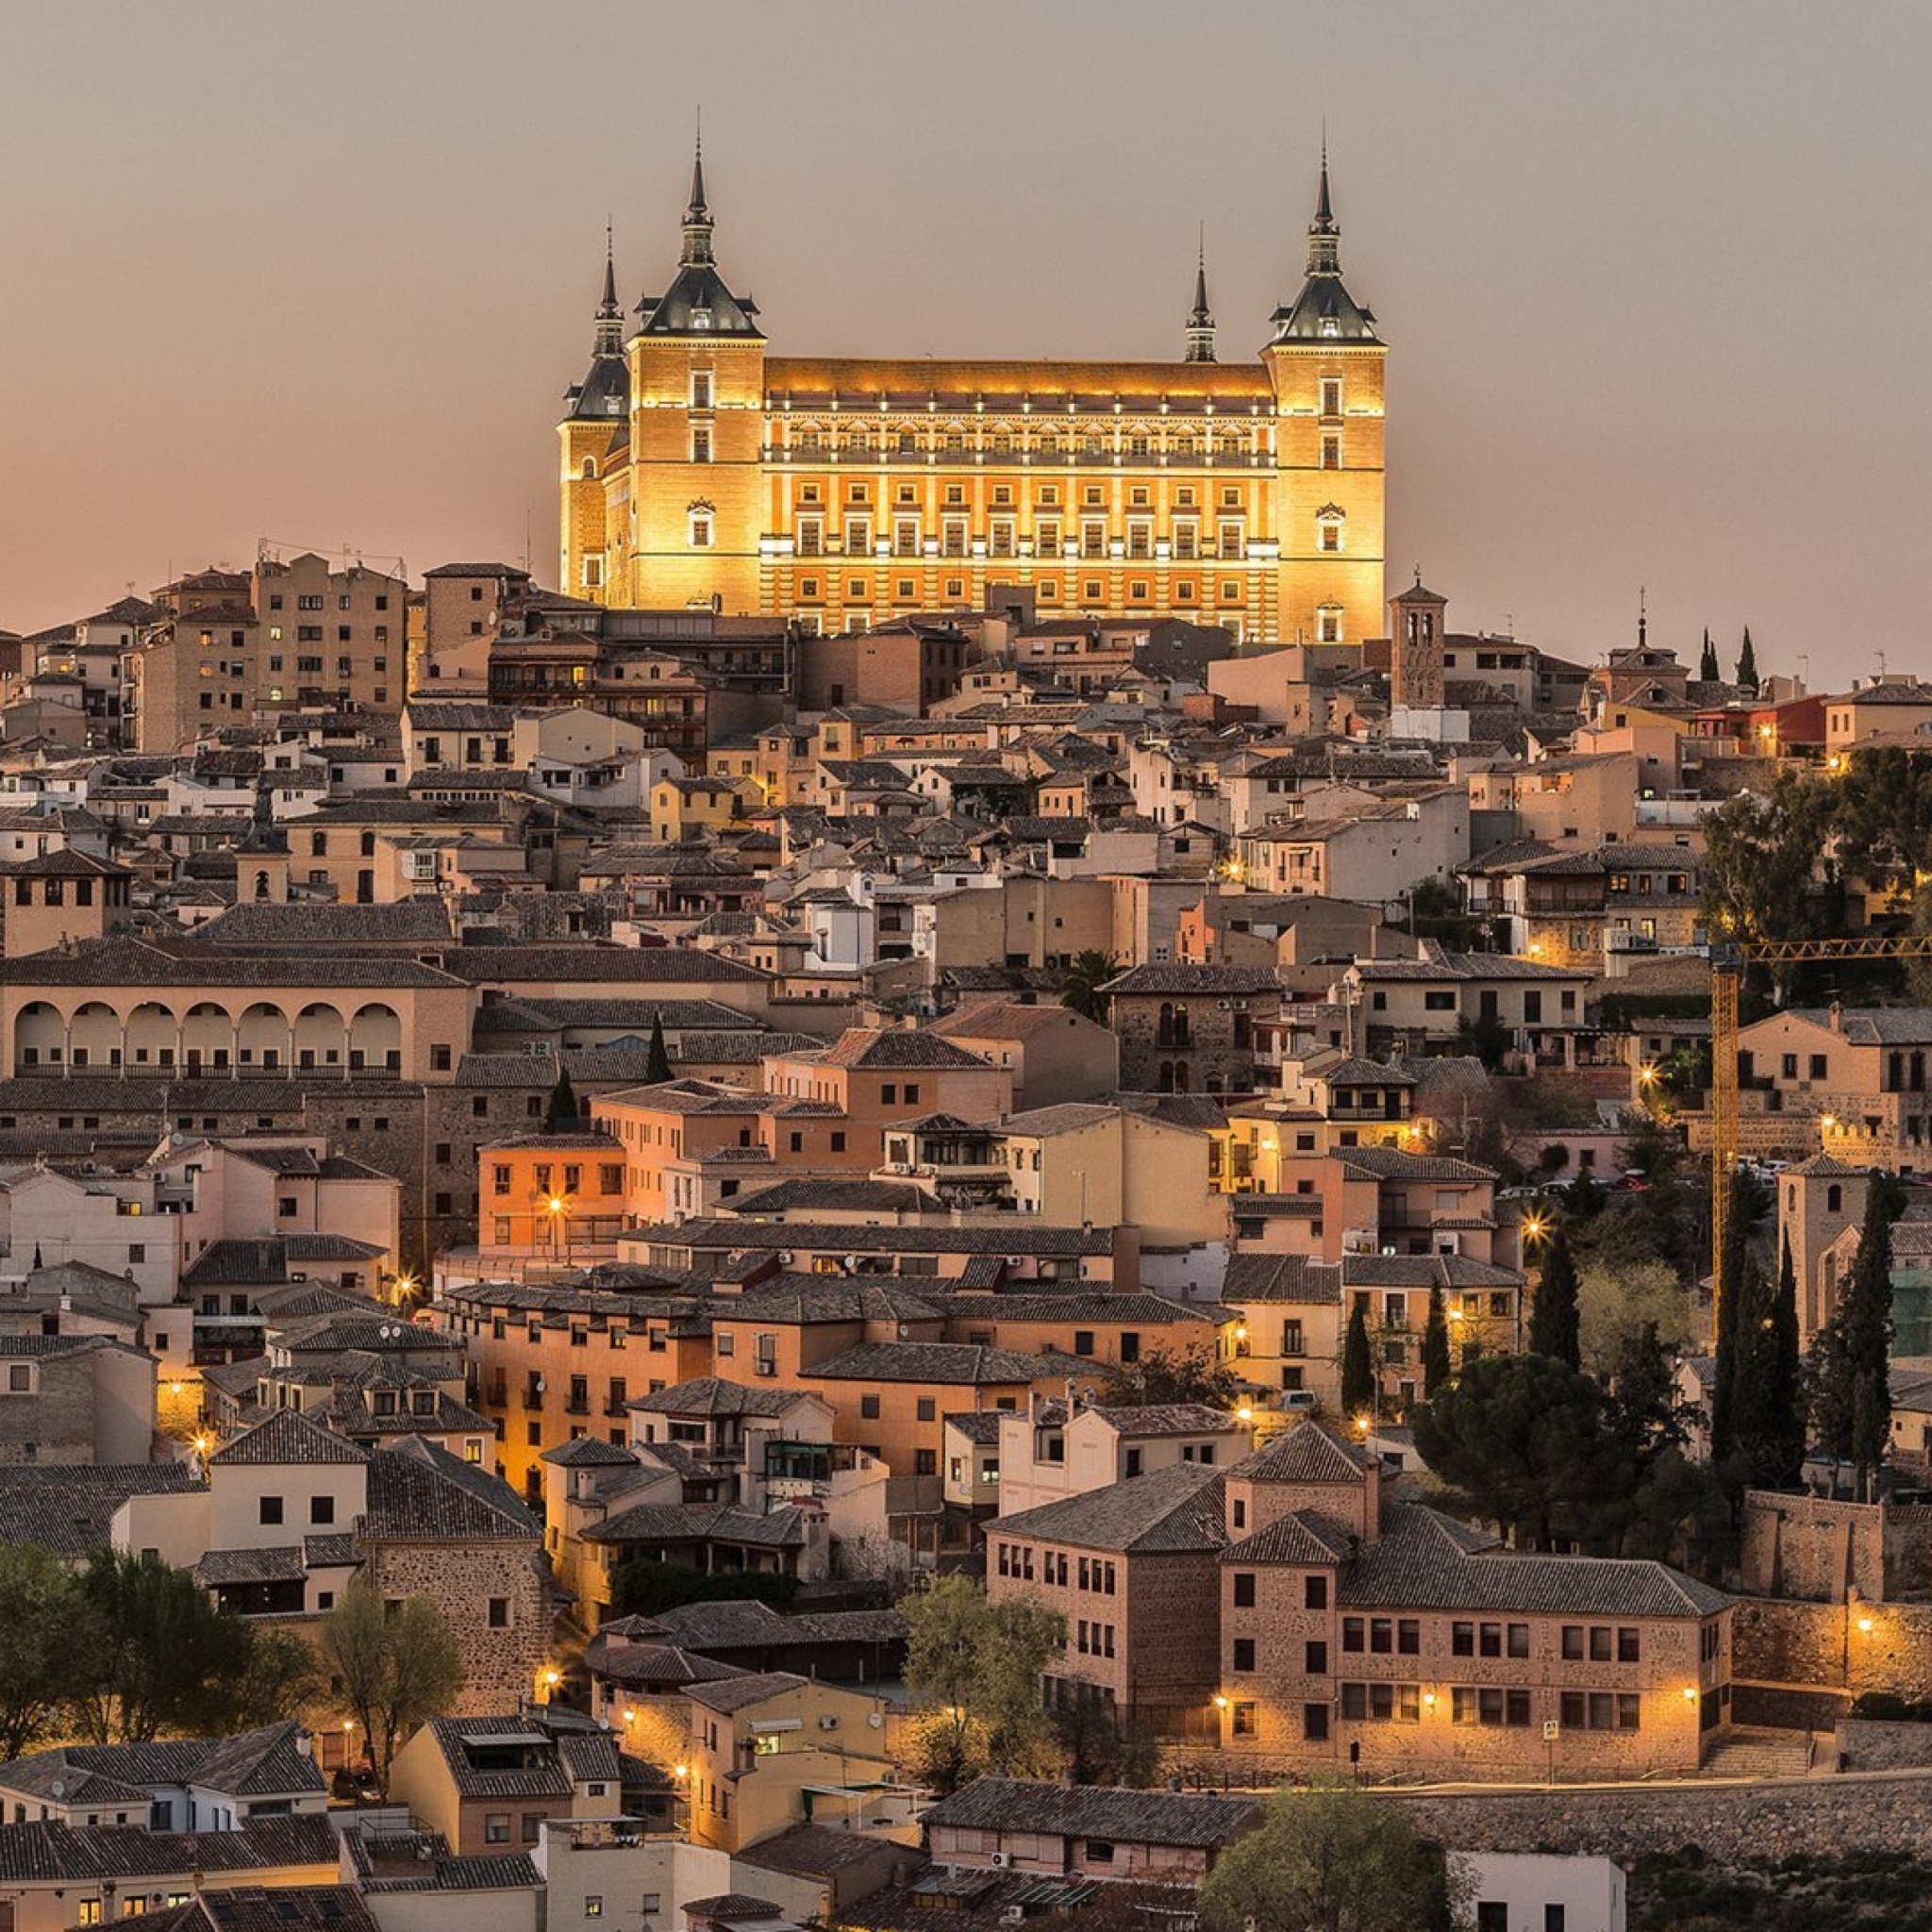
[1709, 933, 1932, 1284]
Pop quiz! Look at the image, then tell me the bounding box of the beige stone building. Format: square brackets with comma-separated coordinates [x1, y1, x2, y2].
[987, 1422, 1732, 1776]
[561, 153, 1387, 647]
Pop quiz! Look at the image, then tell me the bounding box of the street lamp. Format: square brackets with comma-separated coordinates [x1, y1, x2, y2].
[544, 1194, 573, 1264]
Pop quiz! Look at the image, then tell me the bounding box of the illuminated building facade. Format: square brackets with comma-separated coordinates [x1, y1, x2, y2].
[559, 149, 1387, 646]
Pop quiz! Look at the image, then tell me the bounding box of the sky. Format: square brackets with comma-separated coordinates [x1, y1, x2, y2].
[3, 0, 1929, 685]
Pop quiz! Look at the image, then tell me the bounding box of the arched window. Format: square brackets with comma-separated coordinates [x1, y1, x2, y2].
[580, 457, 597, 480]
[254, 871, 271, 901]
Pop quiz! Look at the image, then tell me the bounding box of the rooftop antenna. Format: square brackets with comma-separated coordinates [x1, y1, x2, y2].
[1638, 586, 1647, 649]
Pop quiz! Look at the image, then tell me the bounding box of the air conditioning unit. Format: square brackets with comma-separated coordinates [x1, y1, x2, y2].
[990, 1853, 1012, 1870]
[818, 1715, 840, 1730]
[1003, 1909, 1025, 1924]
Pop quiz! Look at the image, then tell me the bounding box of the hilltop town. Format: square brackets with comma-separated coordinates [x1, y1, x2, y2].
[8, 153, 1932, 1932]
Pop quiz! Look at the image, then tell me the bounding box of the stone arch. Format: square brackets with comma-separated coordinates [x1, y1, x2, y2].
[348, 1002, 403, 1074]
[292, 1001, 346, 1072]
[125, 1000, 178, 1070]
[67, 1000, 122, 1072]
[237, 1002, 291, 1074]
[181, 1000, 233, 1074]
[14, 1000, 65, 1072]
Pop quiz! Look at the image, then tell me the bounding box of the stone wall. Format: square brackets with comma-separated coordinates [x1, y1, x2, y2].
[1740, 1487, 1932, 1604]
[364, 1537, 553, 1715]
[1731, 1595, 1932, 1707]
[1836, 1717, 1932, 1772]
[1388, 1771, 1932, 1865]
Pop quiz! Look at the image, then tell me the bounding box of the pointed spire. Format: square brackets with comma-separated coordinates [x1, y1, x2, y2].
[1306, 138, 1341, 277]
[592, 222, 624, 357]
[1186, 225, 1216, 362]
[688, 116, 708, 220]
[679, 121, 715, 267]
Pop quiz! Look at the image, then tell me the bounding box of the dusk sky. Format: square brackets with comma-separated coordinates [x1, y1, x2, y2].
[5, 1, 1928, 683]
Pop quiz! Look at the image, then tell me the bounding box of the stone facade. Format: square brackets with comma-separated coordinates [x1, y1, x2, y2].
[1740, 1487, 1932, 1606]
[362, 1536, 554, 1714]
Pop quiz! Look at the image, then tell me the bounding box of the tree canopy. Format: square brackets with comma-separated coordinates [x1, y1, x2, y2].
[1196, 1785, 1468, 1932]
[899, 1574, 1065, 1791]
[1100, 1340, 1243, 1409]
[1058, 951, 1120, 1022]
[321, 1581, 465, 1793]
[1526, 1226, 1582, 1369]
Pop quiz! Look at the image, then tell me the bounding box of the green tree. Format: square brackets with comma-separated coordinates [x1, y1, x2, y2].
[214, 1626, 322, 1734]
[1840, 1172, 1905, 1501]
[1736, 625, 1758, 693]
[1413, 1353, 1629, 1549]
[1527, 1226, 1582, 1370]
[321, 1581, 465, 1794]
[1710, 1166, 1756, 1460]
[0, 1543, 85, 1758]
[1195, 1785, 1469, 1932]
[899, 1575, 1065, 1790]
[644, 1010, 674, 1084]
[1577, 1256, 1699, 1381]
[1058, 950, 1120, 1022]
[1422, 1284, 1452, 1398]
[1100, 1340, 1243, 1409]
[543, 1066, 580, 1131]
[68, 1550, 263, 1743]
[1699, 628, 1719, 681]
[1341, 1299, 1376, 1421]
[1701, 767, 1835, 968]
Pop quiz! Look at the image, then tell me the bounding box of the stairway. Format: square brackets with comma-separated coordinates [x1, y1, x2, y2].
[1697, 1726, 1814, 1780]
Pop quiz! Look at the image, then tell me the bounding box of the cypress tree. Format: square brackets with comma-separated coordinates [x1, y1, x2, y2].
[1843, 1174, 1904, 1500]
[1526, 1226, 1581, 1370]
[1341, 1301, 1376, 1421]
[644, 1009, 673, 1084]
[1765, 1233, 1807, 1488]
[543, 1067, 579, 1132]
[1736, 626, 1759, 693]
[1699, 628, 1720, 682]
[1711, 1166, 1753, 1460]
[1422, 1284, 1453, 1398]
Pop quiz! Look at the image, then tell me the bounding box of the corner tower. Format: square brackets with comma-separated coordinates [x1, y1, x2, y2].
[558, 235, 631, 601]
[1261, 151, 1387, 650]
[620, 141, 768, 612]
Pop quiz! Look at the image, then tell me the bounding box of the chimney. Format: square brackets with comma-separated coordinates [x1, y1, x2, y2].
[1830, 1001, 1843, 1034]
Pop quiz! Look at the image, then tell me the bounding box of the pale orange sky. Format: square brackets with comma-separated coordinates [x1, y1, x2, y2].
[3, 0, 1929, 684]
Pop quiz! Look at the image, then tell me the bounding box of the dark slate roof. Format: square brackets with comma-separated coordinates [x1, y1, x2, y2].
[583, 1501, 811, 1550]
[641, 1217, 1112, 1257]
[436, 945, 768, 986]
[991, 1462, 1226, 1554]
[1100, 964, 1281, 996]
[924, 1777, 1258, 1849]
[630, 1376, 819, 1420]
[1220, 1253, 1343, 1306]
[807, 1341, 1049, 1386]
[0, 1813, 339, 1885]
[363, 1438, 542, 1542]
[685, 1672, 812, 1715]
[0, 1462, 203, 1555]
[1336, 1504, 1728, 1617]
[209, 1408, 370, 1467]
[1229, 1422, 1375, 1484]
[587, 1641, 753, 1689]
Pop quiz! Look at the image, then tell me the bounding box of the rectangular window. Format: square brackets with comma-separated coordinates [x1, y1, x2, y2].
[1233, 1573, 1256, 1608]
[259, 1496, 284, 1525]
[691, 427, 711, 463]
[1305, 1574, 1327, 1610]
[1232, 1638, 1256, 1673]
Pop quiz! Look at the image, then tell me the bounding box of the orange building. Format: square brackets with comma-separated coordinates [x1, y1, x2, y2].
[560, 148, 1387, 648]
